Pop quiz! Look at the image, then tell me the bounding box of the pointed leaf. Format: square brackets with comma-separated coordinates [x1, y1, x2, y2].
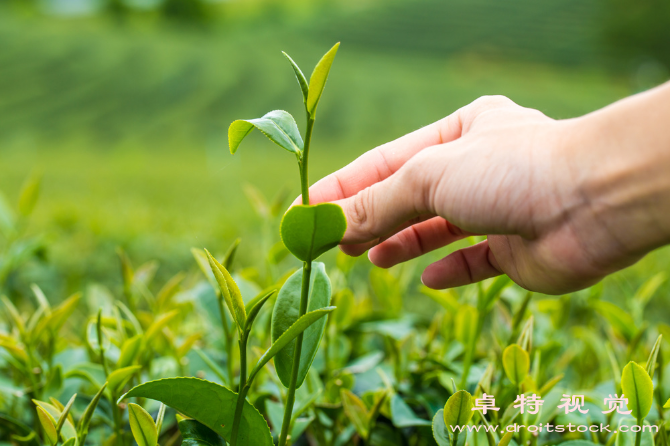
[108, 365, 142, 395]
[280, 204, 346, 262]
[77, 383, 107, 444]
[502, 344, 530, 386]
[55, 394, 77, 435]
[223, 238, 241, 270]
[621, 361, 654, 419]
[283, 52, 309, 103]
[341, 389, 369, 440]
[499, 431, 514, 446]
[271, 263, 333, 388]
[306, 43, 340, 115]
[178, 418, 225, 446]
[205, 249, 246, 331]
[229, 110, 303, 155]
[119, 378, 272, 446]
[443, 390, 474, 428]
[62, 439, 76, 446]
[18, 172, 41, 217]
[128, 403, 158, 446]
[244, 289, 276, 333]
[144, 310, 179, 343]
[645, 334, 662, 379]
[36, 406, 58, 446]
[251, 306, 335, 383]
[32, 400, 76, 441]
[118, 335, 143, 368]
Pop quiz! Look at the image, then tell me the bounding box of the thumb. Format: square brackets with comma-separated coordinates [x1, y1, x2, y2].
[334, 149, 439, 246]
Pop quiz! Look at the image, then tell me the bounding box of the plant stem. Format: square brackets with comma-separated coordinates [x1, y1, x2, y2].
[278, 261, 312, 446]
[299, 117, 315, 205]
[230, 383, 250, 446]
[635, 418, 642, 446]
[238, 332, 248, 392]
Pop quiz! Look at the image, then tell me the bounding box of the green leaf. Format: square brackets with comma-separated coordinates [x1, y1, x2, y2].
[128, 403, 158, 446]
[645, 334, 662, 379]
[223, 238, 241, 270]
[229, 110, 303, 155]
[306, 43, 340, 115]
[621, 361, 654, 419]
[443, 390, 474, 428]
[561, 442, 599, 446]
[77, 383, 107, 444]
[119, 377, 273, 446]
[664, 398, 670, 409]
[455, 305, 478, 347]
[62, 438, 76, 446]
[283, 51, 309, 104]
[108, 365, 142, 396]
[251, 306, 336, 383]
[390, 394, 432, 427]
[432, 409, 450, 446]
[498, 431, 514, 446]
[615, 418, 654, 446]
[32, 400, 76, 441]
[205, 249, 246, 331]
[271, 263, 333, 388]
[179, 418, 225, 446]
[280, 204, 347, 262]
[341, 389, 369, 440]
[118, 334, 143, 368]
[244, 289, 276, 333]
[36, 407, 58, 446]
[502, 344, 530, 386]
[55, 394, 77, 435]
[144, 310, 179, 344]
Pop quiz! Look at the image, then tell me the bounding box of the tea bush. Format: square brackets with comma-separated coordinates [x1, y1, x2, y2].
[2, 45, 670, 446]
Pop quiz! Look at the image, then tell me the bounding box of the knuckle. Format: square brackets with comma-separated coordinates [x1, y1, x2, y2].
[350, 187, 374, 231]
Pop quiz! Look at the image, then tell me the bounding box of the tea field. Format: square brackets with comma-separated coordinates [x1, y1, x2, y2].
[2, 5, 670, 446]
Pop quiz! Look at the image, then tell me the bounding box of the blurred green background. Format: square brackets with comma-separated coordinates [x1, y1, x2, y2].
[1, 0, 669, 300]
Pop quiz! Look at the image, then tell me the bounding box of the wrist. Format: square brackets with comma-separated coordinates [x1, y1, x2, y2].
[567, 83, 670, 260]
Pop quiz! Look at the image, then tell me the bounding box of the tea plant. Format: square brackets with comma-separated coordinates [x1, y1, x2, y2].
[119, 43, 346, 446]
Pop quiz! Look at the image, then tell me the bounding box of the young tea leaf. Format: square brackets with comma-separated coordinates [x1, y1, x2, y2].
[499, 431, 514, 446]
[280, 203, 347, 262]
[282, 52, 309, 104]
[340, 389, 370, 440]
[621, 361, 654, 420]
[443, 390, 474, 428]
[107, 365, 142, 396]
[390, 394, 432, 427]
[306, 43, 340, 115]
[229, 110, 304, 156]
[645, 334, 662, 379]
[502, 344, 530, 386]
[128, 403, 158, 446]
[205, 249, 246, 331]
[36, 406, 58, 446]
[244, 289, 276, 333]
[77, 382, 107, 444]
[119, 378, 273, 446]
[271, 263, 333, 388]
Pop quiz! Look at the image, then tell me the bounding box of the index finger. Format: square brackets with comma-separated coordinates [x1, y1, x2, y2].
[301, 113, 464, 205]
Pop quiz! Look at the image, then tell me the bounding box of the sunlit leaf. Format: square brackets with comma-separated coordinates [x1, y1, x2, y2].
[306, 43, 340, 115]
[108, 365, 142, 396]
[621, 361, 654, 419]
[443, 390, 474, 428]
[35, 406, 58, 446]
[128, 403, 157, 446]
[205, 249, 246, 331]
[502, 344, 530, 386]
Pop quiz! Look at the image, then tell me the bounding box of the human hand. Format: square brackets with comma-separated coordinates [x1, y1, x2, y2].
[303, 85, 670, 295]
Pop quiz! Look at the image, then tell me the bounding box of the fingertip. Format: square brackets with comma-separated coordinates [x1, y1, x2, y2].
[368, 245, 394, 269]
